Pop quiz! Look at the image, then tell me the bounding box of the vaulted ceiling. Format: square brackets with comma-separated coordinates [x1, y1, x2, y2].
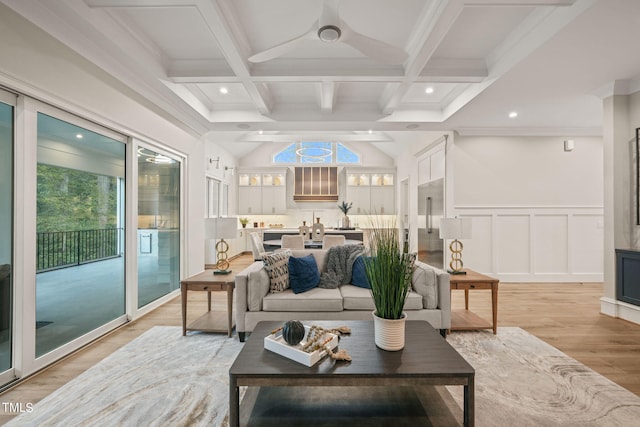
[4, 0, 640, 158]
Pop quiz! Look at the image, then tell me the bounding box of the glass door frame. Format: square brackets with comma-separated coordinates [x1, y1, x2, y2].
[14, 99, 129, 377]
[0, 89, 16, 387]
[129, 139, 185, 319]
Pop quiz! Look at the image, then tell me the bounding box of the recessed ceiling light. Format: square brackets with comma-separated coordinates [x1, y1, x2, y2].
[368, 129, 373, 134]
[508, 111, 518, 118]
[219, 87, 229, 94]
[75, 133, 83, 139]
[406, 123, 419, 129]
[425, 87, 434, 94]
[237, 123, 250, 129]
[258, 129, 263, 135]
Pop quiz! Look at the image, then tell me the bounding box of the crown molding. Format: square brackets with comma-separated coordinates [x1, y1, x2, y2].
[455, 127, 602, 137]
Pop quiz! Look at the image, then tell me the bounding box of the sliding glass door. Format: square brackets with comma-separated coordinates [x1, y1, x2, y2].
[0, 98, 14, 381]
[137, 147, 180, 308]
[36, 113, 126, 357]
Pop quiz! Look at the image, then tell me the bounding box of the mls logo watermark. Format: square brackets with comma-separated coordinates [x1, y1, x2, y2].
[2, 402, 34, 414]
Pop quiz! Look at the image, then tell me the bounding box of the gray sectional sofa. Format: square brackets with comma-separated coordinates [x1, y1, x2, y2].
[234, 249, 451, 341]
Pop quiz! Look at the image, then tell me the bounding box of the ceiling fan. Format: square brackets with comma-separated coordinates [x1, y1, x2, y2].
[248, 0, 408, 64]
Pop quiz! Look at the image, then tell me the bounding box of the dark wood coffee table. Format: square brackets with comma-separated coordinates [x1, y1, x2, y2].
[229, 320, 475, 426]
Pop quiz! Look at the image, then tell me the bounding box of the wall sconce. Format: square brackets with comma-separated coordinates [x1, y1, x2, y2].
[209, 156, 221, 169]
[225, 166, 235, 176]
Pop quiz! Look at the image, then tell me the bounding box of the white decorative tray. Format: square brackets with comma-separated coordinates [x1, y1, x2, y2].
[264, 325, 338, 367]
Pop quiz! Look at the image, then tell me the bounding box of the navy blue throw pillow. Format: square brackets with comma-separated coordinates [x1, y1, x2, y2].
[351, 255, 370, 289]
[288, 254, 320, 294]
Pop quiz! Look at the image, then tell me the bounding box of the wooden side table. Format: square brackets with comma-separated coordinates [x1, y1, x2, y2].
[450, 269, 499, 334]
[180, 270, 235, 337]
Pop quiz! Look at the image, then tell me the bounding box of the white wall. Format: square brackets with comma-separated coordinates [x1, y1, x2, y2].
[451, 135, 604, 282]
[454, 136, 603, 206]
[0, 5, 206, 288]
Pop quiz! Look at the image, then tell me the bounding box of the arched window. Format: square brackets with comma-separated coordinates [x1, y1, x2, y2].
[273, 142, 360, 165]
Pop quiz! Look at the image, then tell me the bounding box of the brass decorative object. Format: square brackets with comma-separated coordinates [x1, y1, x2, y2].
[204, 217, 238, 275]
[440, 217, 472, 275]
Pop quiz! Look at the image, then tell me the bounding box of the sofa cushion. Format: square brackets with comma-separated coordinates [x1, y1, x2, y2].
[247, 268, 270, 311]
[288, 254, 320, 294]
[350, 255, 370, 288]
[412, 266, 438, 309]
[262, 250, 291, 293]
[262, 287, 343, 312]
[340, 285, 423, 311]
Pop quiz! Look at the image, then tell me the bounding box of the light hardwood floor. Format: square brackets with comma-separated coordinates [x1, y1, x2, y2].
[1, 255, 640, 424]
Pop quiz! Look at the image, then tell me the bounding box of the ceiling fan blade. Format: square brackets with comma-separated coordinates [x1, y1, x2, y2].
[248, 28, 316, 63]
[341, 25, 408, 64]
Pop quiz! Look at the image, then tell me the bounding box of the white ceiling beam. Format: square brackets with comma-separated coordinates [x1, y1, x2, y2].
[319, 81, 336, 114]
[250, 60, 405, 78]
[462, 0, 575, 5]
[420, 58, 487, 82]
[239, 133, 394, 143]
[195, 0, 272, 115]
[85, 0, 195, 7]
[380, 0, 465, 114]
[168, 60, 235, 81]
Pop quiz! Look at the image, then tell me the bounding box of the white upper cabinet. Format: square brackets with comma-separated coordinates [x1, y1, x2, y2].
[238, 170, 286, 214]
[418, 145, 445, 185]
[346, 170, 395, 215]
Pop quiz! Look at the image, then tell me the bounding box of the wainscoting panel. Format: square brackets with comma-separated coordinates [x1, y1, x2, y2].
[533, 215, 568, 274]
[462, 214, 493, 273]
[571, 214, 604, 275]
[453, 207, 603, 282]
[496, 215, 531, 275]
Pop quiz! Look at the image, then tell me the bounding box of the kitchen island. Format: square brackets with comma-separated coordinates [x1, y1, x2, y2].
[262, 228, 363, 242]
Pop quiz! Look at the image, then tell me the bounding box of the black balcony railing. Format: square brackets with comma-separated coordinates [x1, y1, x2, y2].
[36, 228, 123, 273]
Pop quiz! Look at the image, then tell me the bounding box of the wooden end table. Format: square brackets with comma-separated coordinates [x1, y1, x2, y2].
[450, 269, 499, 334]
[180, 270, 235, 337]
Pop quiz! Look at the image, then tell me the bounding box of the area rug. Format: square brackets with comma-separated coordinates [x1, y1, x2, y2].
[446, 328, 640, 426]
[6, 327, 244, 427]
[6, 326, 640, 426]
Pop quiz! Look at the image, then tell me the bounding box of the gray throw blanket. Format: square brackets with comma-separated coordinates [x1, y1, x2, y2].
[318, 245, 365, 289]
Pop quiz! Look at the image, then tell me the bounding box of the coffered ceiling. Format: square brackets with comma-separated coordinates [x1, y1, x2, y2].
[4, 0, 640, 157]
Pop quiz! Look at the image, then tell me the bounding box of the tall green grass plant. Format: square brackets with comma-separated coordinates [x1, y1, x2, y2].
[364, 216, 415, 320]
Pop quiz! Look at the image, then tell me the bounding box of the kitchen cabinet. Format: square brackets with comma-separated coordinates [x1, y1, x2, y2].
[261, 172, 286, 214]
[418, 145, 445, 185]
[238, 186, 262, 214]
[238, 170, 286, 215]
[346, 170, 395, 215]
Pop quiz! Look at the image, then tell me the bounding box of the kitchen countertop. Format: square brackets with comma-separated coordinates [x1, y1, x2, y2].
[263, 228, 361, 233]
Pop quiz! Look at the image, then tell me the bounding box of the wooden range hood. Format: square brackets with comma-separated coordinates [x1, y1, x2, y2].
[293, 166, 338, 202]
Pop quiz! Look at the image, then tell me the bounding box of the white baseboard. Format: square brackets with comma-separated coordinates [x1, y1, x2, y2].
[493, 273, 603, 283]
[600, 297, 640, 325]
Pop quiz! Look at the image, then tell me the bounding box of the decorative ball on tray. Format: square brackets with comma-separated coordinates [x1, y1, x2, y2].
[282, 320, 306, 345]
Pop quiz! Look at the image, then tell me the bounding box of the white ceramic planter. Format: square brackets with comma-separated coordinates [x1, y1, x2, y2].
[372, 311, 406, 351]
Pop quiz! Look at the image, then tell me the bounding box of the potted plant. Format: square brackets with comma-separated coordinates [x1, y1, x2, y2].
[363, 216, 416, 351]
[337, 201, 353, 229]
[239, 217, 249, 228]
